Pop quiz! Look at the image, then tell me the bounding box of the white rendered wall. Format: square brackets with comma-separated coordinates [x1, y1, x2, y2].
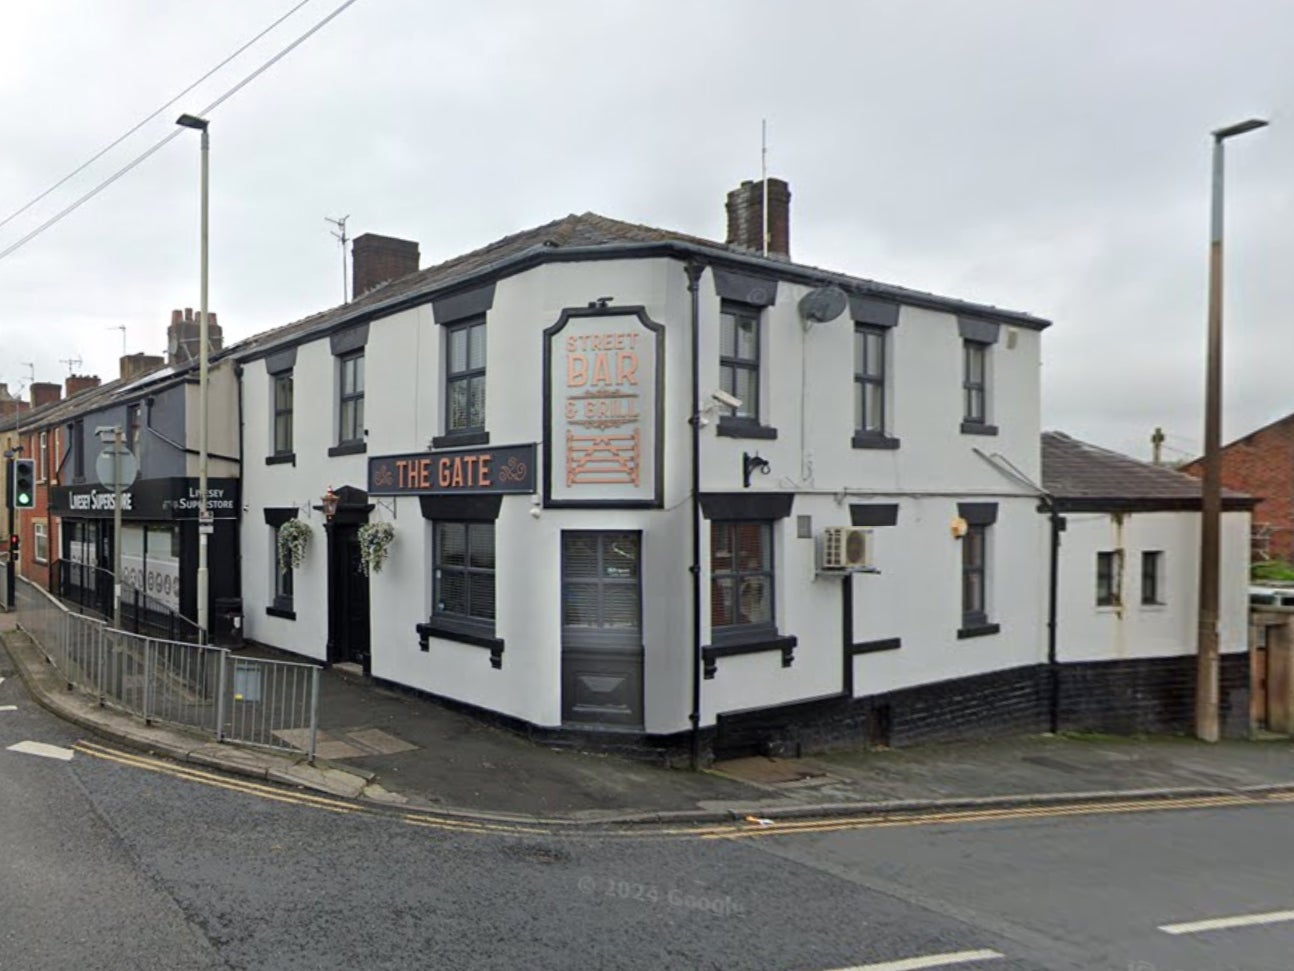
[1055, 509, 1251, 663]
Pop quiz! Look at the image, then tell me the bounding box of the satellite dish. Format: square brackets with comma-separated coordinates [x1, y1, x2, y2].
[797, 286, 848, 327]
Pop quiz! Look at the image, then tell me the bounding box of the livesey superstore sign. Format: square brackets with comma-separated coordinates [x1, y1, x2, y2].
[52, 477, 240, 520]
[368, 443, 536, 496]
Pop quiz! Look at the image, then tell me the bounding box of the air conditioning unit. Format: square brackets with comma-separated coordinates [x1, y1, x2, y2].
[819, 526, 872, 571]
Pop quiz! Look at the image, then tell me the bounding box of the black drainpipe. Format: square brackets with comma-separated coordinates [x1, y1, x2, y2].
[233, 362, 245, 615]
[686, 262, 705, 769]
[1044, 498, 1065, 733]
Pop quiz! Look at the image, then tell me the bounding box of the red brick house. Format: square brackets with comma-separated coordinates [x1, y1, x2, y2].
[1180, 413, 1294, 563]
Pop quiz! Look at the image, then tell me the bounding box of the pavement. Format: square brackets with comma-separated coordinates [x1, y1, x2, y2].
[5, 609, 1294, 827]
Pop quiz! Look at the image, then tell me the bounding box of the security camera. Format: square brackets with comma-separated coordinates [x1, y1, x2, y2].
[711, 389, 743, 410]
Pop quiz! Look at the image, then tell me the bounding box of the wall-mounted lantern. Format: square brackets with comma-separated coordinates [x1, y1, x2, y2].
[321, 486, 340, 520]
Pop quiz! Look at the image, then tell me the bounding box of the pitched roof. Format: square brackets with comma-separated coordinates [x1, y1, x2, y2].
[1042, 431, 1254, 510]
[224, 211, 1051, 363]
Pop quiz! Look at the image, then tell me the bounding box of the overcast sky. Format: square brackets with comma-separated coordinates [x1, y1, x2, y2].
[1, 0, 1290, 463]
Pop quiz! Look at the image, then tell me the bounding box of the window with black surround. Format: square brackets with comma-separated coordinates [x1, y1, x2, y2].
[445, 318, 486, 437]
[273, 373, 293, 456]
[264, 509, 299, 619]
[1141, 550, 1164, 606]
[719, 302, 761, 422]
[433, 521, 496, 632]
[272, 526, 294, 613]
[850, 294, 900, 449]
[958, 502, 998, 638]
[1097, 550, 1123, 607]
[958, 316, 999, 436]
[338, 351, 364, 446]
[698, 491, 797, 676]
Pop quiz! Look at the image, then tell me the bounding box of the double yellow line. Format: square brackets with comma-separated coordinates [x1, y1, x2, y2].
[72, 740, 1294, 842]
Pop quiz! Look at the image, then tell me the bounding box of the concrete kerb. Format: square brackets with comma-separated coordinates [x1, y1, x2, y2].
[8, 625, 1294, 831]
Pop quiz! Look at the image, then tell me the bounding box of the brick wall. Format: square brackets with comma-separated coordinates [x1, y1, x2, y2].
[1181, 415, 1294, 562]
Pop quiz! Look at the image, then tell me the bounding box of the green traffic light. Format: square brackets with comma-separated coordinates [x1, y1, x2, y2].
[17, 493, 30, 505]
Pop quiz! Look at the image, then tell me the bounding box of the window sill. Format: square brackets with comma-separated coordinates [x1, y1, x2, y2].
[265, 452, 296, 466]
[417, 619, 504, 669]
[328, 441, 367, 457]
[716, 416, 778, 440]
[431, 430, 490, 449]
[957, 623, 1001, 640]
[702, 633, 797, 679]
[266, 605, 296, 621]
[851, 433, 900, 451]
[849, 636, 901, 655]
[1139, 602, 1166, 611]
[960, 421, 999, 436]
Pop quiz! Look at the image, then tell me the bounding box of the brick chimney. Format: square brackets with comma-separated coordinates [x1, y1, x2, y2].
[30, 382, 61, 408]
[167, 307, 223, 367]
[0, 383, 27, 418]
[120, 353, 166, 382]
[352, 233, 420, 299]
[725, 178, 791, 258]
[65, 374, 101, 398]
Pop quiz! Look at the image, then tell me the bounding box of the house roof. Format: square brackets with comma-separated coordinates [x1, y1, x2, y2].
[1042, 431, 1255, 511]
[224, 210, 1051, 364]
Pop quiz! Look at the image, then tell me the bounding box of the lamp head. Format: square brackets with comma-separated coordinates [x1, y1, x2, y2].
[176, 113, 209, 131]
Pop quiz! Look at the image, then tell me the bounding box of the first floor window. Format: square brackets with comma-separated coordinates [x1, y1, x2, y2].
[272, 524, 294, 612]
[434, 522, 496, 627]
[1096, 550, 1123, 607]
[854, 325, 887, 435]
[33, 522, 48, 563]
[710, 521, 774, 637]
[446, 318, 487, 434]
[719, 303, 761, 421]
[273, 372, 294, 455]
[1141, 550, 1163, 605]
[962, 524, 988, 627]
[338, 351, 364, 445]
[963, 340, 988, 424]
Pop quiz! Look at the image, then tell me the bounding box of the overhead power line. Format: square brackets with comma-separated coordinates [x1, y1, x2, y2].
[0, 0, 363, 265]
[0, 0, 316, 237]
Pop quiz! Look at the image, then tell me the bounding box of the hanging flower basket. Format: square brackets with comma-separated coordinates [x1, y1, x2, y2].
[358, 522, 395, 576]
[277, 518, 312, 570]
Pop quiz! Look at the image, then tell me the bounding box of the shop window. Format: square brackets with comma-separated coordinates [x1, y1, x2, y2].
[560, 531, 641, 639]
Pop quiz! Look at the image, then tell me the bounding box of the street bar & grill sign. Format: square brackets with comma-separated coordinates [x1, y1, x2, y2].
[542, 305, 664, 507]
[367, 443, 537, 496]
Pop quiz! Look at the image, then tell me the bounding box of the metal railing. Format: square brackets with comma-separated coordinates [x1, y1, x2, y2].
[53, 559, 202, 644]
[0, 560, 10, 611]
[15, 577, 318, 761]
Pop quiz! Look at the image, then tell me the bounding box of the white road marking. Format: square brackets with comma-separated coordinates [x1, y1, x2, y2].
[6, 741, 75, 761]
[1160, 909, 1294, 935]
[0, 705, 17, 712]
[826, 949, 1004, 971]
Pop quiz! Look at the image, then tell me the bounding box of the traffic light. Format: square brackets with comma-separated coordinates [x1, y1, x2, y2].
[9, 534, 18, 563]
[12, 458, 35, 509]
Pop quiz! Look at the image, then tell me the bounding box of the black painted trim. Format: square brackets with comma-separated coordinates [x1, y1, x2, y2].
[416, 620, 504, 669]
[1051, 496, 1259, 513]
[265, 605, 296, 621]
[848, 294, 899, 328]
[957, 316, 1000, 345]
[702, 635, 798, 679]
[851, 433, 899, 450]
[328, 441, 367, 457]
[418, 493, 503, 521]
[957, 623, 1001, 640]
[430, 430, 490, 449]
[330, 323, 369, 356]
[432, 282, 496, 324]
[960, 421, 999, 436]
[712, 268, 778, 307]
[849, 503, 899, 528]
[958, 502, 998, 526]
[265, 452, 295, 466]
[263, 507, 298, 528]
[698, 492, 794, 521]
[717, 416, 778, 440]
[265, 347, 297, 375]
[850, 637, 902, 655]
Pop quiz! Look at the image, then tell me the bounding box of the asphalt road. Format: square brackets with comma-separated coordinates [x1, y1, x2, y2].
[2, 649, 1291, 971]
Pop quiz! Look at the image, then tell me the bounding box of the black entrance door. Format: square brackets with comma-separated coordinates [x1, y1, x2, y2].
[325, 488, 372, 671]
[560, 531, 644, 728]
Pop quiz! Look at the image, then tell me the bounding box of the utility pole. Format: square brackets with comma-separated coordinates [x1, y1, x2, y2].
[326, 215, 350, 303]
[1151, 427, 1165, 466]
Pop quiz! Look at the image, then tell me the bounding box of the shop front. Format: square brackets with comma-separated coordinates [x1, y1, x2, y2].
[51, 477, 240, 626]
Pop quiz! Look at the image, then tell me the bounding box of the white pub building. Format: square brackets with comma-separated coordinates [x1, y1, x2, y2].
[233, 181, 1059, 759]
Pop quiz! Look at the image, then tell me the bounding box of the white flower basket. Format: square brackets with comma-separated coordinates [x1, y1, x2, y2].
[358, 522, 394, 577]
[277, 518, 312, 570]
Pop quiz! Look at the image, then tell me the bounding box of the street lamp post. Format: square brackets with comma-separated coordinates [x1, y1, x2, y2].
[1197, 117, 1268, 742]
[177, 112, 211, 643]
